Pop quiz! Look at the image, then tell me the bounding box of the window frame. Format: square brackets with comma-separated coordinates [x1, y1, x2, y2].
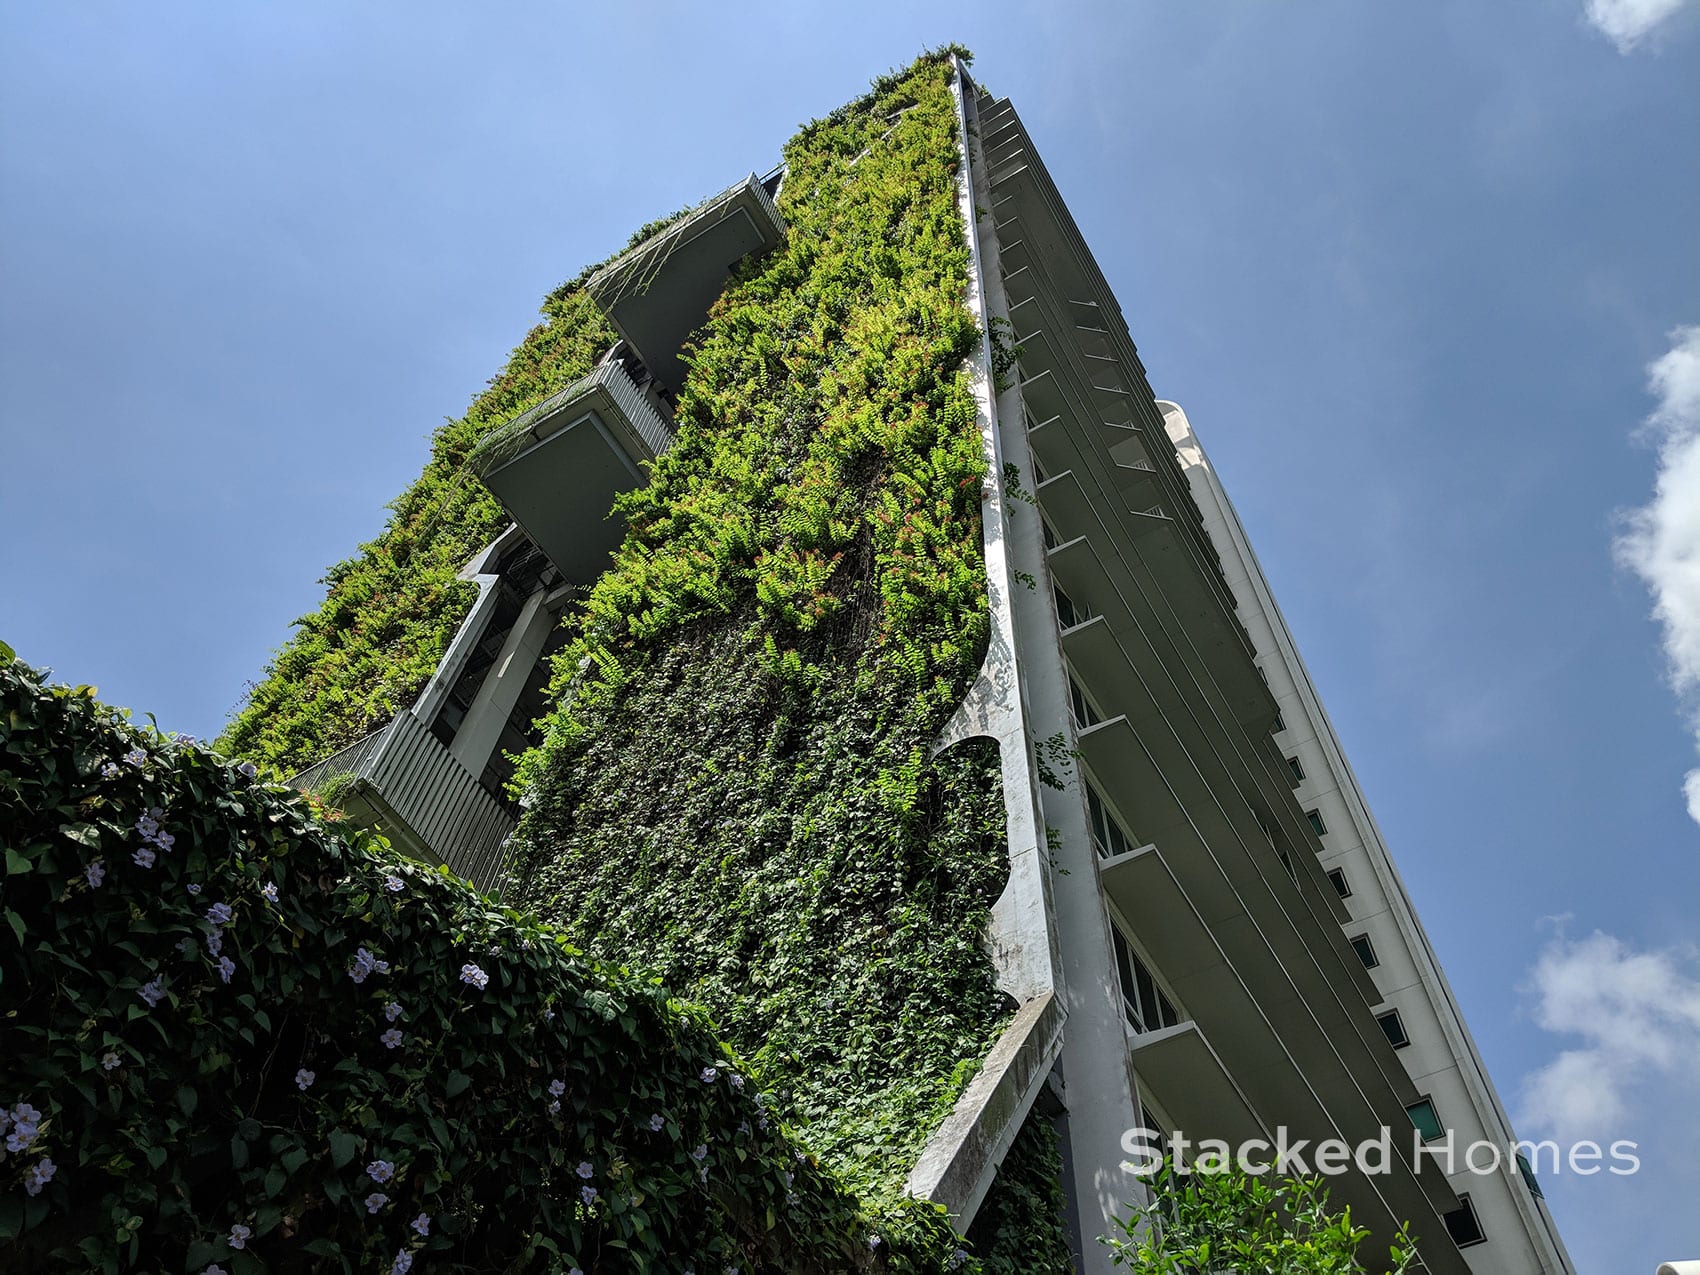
[1376, 1008, 1410, 1049]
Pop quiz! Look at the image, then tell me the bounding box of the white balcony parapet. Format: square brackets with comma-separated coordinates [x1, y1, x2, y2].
[585, 173, 785, 392]
[292, 711, 514, 892]
[468, 359, 674, 581]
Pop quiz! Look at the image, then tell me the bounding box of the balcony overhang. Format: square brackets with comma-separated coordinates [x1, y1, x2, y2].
[586, 173, 785, 393]
[1097, 842, 1465, 1267]
[1127, 1020, 1270, 1150]
[468, 361, 674, 582]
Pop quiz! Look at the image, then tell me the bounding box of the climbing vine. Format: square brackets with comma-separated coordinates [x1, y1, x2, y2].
[507, 50, 1016, 1203]
[0, 655, 982, 1272]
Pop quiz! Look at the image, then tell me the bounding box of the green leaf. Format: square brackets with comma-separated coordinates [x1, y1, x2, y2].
[444, 1071, 471, 1099]
[59, 822, 100, 848]
[329, 1129, 359, 1168]
[4, 848, 30, 876]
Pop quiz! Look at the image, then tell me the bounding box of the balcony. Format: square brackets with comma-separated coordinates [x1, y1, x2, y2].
[292, 711, 514, 891]
[468, 358, 675, 581]
[585, 173, 785, 392]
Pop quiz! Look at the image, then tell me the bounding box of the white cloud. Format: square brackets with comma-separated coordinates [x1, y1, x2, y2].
[1583, 0, 1695, 51]
[1614, 325, 1700, 825]
[1519, 930, 1700, 1142]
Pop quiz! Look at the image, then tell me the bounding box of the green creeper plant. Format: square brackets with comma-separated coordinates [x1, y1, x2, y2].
[1102, 1160, 1418, 1275]
[0, 653, 983, 1272]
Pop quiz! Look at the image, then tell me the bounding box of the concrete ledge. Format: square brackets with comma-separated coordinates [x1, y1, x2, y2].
[906, 991, 1067, 1226]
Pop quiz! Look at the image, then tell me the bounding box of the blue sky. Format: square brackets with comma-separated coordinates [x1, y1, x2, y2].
[2, 2, 1696, 1268]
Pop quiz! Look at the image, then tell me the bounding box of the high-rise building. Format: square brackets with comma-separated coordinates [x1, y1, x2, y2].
[241, 54, 1573, 1273]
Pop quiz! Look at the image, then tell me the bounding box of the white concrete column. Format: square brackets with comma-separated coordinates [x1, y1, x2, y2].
[449, 586, 552, 776]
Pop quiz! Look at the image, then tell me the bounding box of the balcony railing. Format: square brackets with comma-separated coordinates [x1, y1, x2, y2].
[292, 712, 515, 892]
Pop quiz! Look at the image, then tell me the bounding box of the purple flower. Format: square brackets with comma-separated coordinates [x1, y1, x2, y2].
[238, 761, 257, 780]
[205, 930, 223, 957]
[6, 1104, 42, 1153]
[384, 875, 405, 893]
[138, 977, 166, 1008]
[207, 1266, 229, 1275]
[547, 1100, 561, 1115]
[381, 1028, 403, 1050]
[728, 1073, 745, 1091]
[384, 1002, 403, 1022]
[123, 747, 147, 766]
[100, 761, 120, 780]
[691, 1144, 707, 1162]
[228, 1223, 251, 1249]
[410, 1212, 430, 1236]
[176, 733, 197, 747]
[132, 845, 156, 869]
[366, 1159, 395, 1183]
[260, 881, 278, 903]
[23, 1158, 55, 1196]
[548, 1079, 565, 1097]
[295, 1068, 315, 1090]
[85, 860, 105, 888]
[136, 812, 159, 838]
[216, 955, 236, 984]
[575, 1160, 594, 1179]
[349, 947, 379, 983]
[101, 1051, 120, 1071]
[206, 902, 233, 927]
[647, 1113, 665, 1131]
[699, 1066, 718, 1083]
[152, 830, 175, 853]
[187, 882, 202, 895]
[579, 1184, 598, 1205]
[459, 963, 489, 990]
[365, 1192, 388, 1214]
[867, 1233, 882, 1250]
[391, 1251, 413, 1275]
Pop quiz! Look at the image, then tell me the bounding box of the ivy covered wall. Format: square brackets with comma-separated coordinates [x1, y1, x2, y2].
[206, 46, 1075, 1270]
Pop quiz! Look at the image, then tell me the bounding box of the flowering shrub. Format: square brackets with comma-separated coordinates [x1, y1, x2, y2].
[0, 655, 974, 1271]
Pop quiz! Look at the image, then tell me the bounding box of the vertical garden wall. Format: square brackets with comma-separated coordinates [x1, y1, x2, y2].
[203, 47, 1075, 1271]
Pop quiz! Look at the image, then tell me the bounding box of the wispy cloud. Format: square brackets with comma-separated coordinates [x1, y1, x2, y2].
[1614, 325, 1700, 823]
[1519, 930, 1700, 1142]
[1583, 0, 1695, 52]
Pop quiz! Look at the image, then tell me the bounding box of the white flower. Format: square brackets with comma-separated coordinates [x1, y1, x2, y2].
[260, 882, 278, 903]
[101, 1051, 121, 1071]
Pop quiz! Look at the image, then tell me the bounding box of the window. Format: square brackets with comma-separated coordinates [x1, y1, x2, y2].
[1069, 674, 1101, 730]
[1406, 1098, 1444, 1143]
[1306, 809, 1327, 837]
[1113, 927, 1179, 1034]
[1031, 454, 1048, 484]
[1086, 782, 1134, 859]
[1515, 1151, 1545, 1200]
[1278, 848, 1295, 880]
[1286, 757, 1305, 784]
[1350, 934, 1380, 969]
[1327, 868, 1351, 898]
[1271, 710, 1287, 733]
[1442, 1195, 1486, 1247]
[1055, 584, 1081, 630]
[1376, 1009, 1409, 1049]
[1041, 514, 1060, 550]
